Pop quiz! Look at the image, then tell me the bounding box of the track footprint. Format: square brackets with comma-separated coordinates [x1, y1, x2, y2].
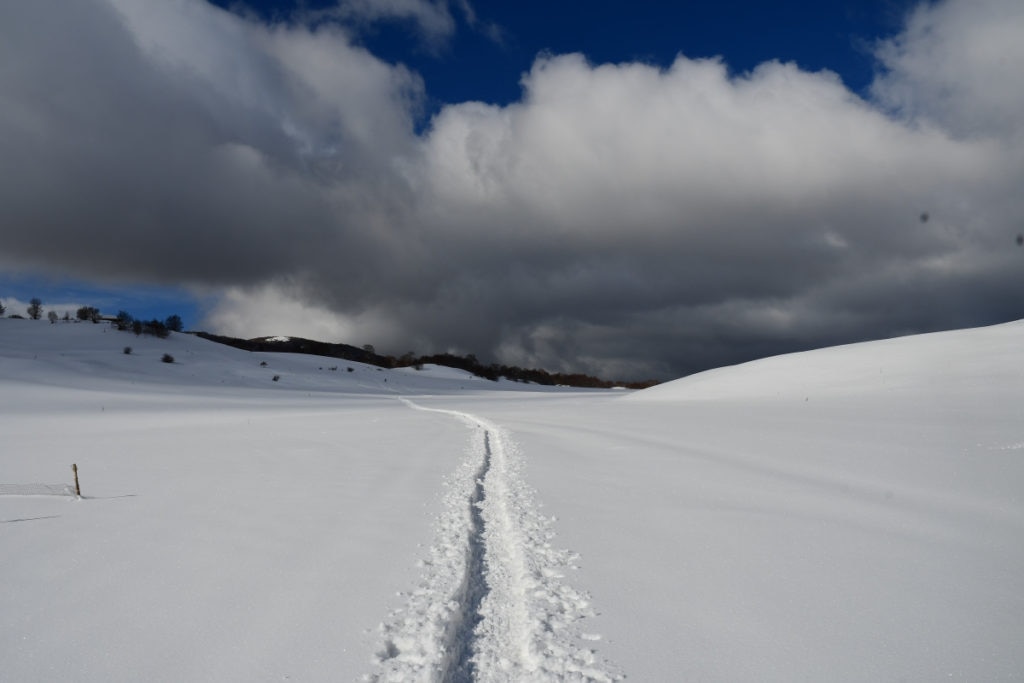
[368, 400, 619, 682]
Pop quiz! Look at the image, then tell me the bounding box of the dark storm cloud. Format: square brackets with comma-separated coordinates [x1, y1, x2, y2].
[0, 0, 420, 284]
[2, 0, 1023, 379]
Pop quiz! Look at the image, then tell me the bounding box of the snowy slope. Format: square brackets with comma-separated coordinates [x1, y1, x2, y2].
[2, 318, 1023, 681]
[634, 321, 1024, 403]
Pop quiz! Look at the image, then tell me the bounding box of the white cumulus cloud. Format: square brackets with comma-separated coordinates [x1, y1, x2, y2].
[1, 0, 1022, 378]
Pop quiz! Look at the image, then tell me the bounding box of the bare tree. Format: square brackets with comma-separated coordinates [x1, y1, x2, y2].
[77, 306, 101, 323]
[27, 298, 42, 320]
[114, 310, 134, 331]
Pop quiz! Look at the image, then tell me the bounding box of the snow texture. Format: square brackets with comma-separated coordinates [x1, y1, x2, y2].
[370, 400, 616, 682]
[2, 318, 1023, 681]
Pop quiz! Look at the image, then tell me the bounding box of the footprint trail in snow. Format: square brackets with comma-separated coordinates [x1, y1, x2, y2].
[368, 399, 618, 682]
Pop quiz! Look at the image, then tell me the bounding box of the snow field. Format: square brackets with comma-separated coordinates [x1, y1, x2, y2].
[0, 483, 75, 496]
[371, 400, 616, 682]
[453, 370, 1024, 680]
[0, 347, 477, 679]
[3, 319, 1024, 680]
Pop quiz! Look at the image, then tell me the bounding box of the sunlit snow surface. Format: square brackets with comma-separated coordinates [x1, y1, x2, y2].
[2, 319, 1022, 681]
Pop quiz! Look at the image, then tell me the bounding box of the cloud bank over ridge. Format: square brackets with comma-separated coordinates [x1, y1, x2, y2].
[2, 0, 1022, 378]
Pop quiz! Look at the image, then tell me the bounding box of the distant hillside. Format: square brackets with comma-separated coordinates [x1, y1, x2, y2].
[193, 332, 394, 366]
[192, 331, 659, 389]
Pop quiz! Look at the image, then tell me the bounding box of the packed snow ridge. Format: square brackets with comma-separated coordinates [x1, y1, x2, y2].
[369, 400, 618, 682]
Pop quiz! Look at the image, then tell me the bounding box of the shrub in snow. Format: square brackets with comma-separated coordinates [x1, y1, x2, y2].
[272, 375, 280, 382]
[119, 314, 171, 338]
[123, 346, 132, 355]
[144, 320, 170, 338]
[27, 298, 42, 320]
[47, 311, 58, 324]
[161, 353, 175, 364]
[77, 306, 101, 323]
[114, 310, 134, 331]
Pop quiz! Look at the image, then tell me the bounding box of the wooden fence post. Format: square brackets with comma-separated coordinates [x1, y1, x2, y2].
[72, 463, 81, 497]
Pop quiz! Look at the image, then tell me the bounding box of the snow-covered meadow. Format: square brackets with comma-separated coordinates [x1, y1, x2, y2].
[2, 319, 1022, 681]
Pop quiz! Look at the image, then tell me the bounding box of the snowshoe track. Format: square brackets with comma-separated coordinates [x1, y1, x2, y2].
[368, 400, 618, 682]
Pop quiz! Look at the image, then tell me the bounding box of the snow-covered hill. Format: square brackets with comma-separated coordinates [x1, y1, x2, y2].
[2, 318, 1022, 681]
[634, 320, 1024, 403]
[0, 319, 548, 396]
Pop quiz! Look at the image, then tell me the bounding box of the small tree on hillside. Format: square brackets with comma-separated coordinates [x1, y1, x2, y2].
[47, 311, 58, 324]
[77, 306, 101, 323]
[144, 319, 169, 338]
[0, 300, 6, 316]
[114, 310, 134, 331]
[27, 298, 42, 320]
[165, 314, 183, 333]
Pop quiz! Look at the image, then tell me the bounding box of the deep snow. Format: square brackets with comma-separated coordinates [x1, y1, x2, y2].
[2, 318, 1022, 681]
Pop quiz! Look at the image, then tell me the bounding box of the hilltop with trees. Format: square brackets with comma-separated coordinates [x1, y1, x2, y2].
[1, 300, 656, 388]
[194, 332, 658, 389]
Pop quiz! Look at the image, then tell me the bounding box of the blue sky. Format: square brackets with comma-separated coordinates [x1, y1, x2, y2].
[2, 0, 1022, 379]
[222, 0, 914, 108]
[0, 273, 207, 328]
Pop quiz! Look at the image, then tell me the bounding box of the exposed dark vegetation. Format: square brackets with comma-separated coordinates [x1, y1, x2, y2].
[27, 298, 43, 320]
[3, 302, 657, 388]
[195, 332, 393, 366]
[77, 306, 101, 323]
[109, 311, 182, 338]
[193, 332, 659, 389]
